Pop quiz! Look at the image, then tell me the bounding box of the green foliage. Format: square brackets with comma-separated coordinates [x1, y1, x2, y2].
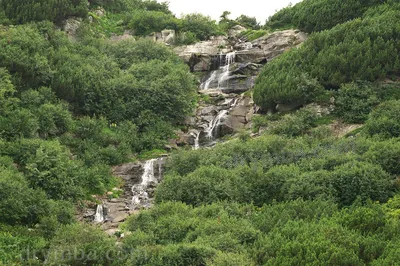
[36, 103, 73, 138]
[122, 199, 400, 265]
[0, 0, 88, 24]
[0, 166, 48, 225]
[255, 5, 400, 110]
[266, 0, 386, 32]
[46, 223, 121, 265]
[0, 229, 47, 265]
[90, 0, 171, 14]
[332, 161, 394, 206]
[334, 82, 380, 123]
[89, 12, 125, 37]
[178, 14, 220, 41]
[174, 31, 199, 45]
[125, 10, 178, 36]
[364, 100, 400, 138]
[253, 219, 365, 265]
[364, 139, 400, 175]
[268, 107, 318, 137]
[235, 15, 260, 30]
[239, 29, 268, 41]
[158, 133, 397, 208]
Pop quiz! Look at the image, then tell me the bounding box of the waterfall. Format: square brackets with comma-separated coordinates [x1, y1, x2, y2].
[205, 109, 228, 140]
[131, 159, 158, 209]
[94, 204, 105, 223]
[202, 70, 218, 90]
[218, 51, 236, 88]
[200, 51, 236, 90]
[190, 131, 200, 150]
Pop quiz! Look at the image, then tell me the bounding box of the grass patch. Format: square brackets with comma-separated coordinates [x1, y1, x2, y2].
[239, 29, 268, 41]
[138, 149, 168, 160]
[315, 115, 335, 126]
[89, 12, 125, 37]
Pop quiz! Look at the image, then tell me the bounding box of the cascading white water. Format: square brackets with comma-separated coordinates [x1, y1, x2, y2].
[190, 131, 200, 150]
[94, 204, 105, 223]
[201, 51, 236, 90]
[218, 51, 236, 88]
[205, 110, 228, 139]
[131, 159, 158, 209]
[202, 70, 218, 90]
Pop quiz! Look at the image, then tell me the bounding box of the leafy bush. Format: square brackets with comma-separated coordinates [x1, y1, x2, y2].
[364, 100, 400, 138]
[125, 10, 178, 36]
[364, 139, 400, 175]
[269, 107, 318, 137]
[1, 0, 88, 24]
[178, 13, 220, 41]
[255, 6, 400, 110]
[332, 161, 394, 206]
[46, 224, 121, 265]
[334, 82, 380, 123]
[266, 0, 386, 32]
[0, 166, 48, 225]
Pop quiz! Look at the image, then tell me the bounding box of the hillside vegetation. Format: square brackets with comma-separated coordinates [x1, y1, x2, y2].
[1, 0, 400, 265]
[254, 1, 400, 111]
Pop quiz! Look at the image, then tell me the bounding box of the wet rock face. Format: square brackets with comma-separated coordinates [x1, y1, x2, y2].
[184, 94, 255, 147]
[84, 157, 167, 233]
[173, 36, 231, 72]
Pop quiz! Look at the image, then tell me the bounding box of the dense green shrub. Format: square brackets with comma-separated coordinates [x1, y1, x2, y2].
[235, 15, 260, 30]
[364, 139, 400, 175]
[255, 6, 400, 110]
[332, 161, 394, 205]
[364, 100, 400, 138]
[0, 229, 47, 265]
[0, 166, 48, 225]
[269, 107, 318, 137]
[125, 10, 178, 36]
[46, 224, 121, 265]
[0, 0, 88, 24]
[334, 82, 380, 123]
[266, 0, 386, 32]
[253, 219, 364, 265]
[178, 14, 220, 41]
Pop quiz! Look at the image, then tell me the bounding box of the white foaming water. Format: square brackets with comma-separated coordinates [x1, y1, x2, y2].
[201, 51, 236, 90]
[205, 109, 228, 140]
[94, 204, 104, 223]
[218, 52, 236, 88]
[131, 159, 158, 209]
[190, 131, 200, 150]
[202, 70, 218, 90]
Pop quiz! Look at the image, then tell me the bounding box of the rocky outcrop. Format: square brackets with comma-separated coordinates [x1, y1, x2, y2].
[236, 29, 307, 64]
[173, 36, 231, 72]
[175, 29, 307, 72]
[81, 157, 167, 234]
[178, 93, 255, 147]
[151, 29, 176, 45]
[228, 25, 247, 39]
[63, 17, 82, 40]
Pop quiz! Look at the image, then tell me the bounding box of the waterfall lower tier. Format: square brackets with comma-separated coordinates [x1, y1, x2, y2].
[205, 110, 228, 140]
[194, 97, 241, 149]
[94, 204, 105, 223]
[131, 158, 164, 210]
